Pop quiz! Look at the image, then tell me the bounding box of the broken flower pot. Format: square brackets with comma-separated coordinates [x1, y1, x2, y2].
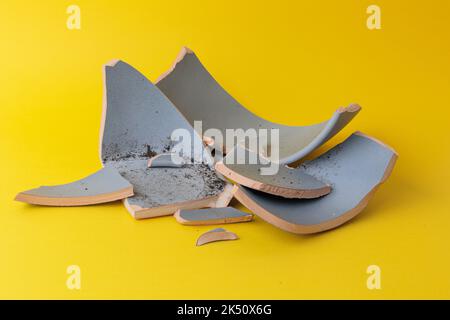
[156, 47, 361, 164]
[100, 60, 234, 219]
[234, 132, 398, 234]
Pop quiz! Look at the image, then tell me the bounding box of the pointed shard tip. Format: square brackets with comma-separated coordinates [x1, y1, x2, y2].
[104, 59, 120, 68]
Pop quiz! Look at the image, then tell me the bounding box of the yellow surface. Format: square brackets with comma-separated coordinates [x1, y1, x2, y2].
[1, 0, 449, 299]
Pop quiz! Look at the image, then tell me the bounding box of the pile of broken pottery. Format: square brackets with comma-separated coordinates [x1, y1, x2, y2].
[16, 47, 397, 245]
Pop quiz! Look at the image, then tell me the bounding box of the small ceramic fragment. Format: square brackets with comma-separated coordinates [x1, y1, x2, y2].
[175, 207, 253, 225]
[196, 228, 239, 246]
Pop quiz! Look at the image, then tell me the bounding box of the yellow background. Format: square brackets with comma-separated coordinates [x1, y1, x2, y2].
[1, 0, 449, 299]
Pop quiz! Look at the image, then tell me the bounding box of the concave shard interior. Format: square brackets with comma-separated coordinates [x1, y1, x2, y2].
[100, 60, 233, 219]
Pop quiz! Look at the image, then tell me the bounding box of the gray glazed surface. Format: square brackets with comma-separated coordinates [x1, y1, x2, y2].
[156, 49, 360, 164]
[102, 61, 207, 163]
[178, 207, 251, 222]
[21, 167, 131, 197]
[207, 228, 226, 233]
[101, 61, 226, 209]
[238, 134, 396, 226]
[222, 146, 329, 191]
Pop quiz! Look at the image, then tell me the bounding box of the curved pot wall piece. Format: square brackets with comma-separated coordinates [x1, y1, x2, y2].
[156, 47, 361, 164]
[215, 146, 331, 199]
[174, 207, 253, 226]
[100, 60, 233, 219]
[15, 167, 133, 206]
[234, 132, 398, 234]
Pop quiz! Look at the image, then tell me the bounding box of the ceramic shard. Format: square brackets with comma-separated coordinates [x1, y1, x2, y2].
[215, 146, 331, 198]
[175, 207, 253, 225]
[234, 132, 398, 234]
[100, 60, 233, 219]
[196, 228, 239, 246]
[15, 167, 133, 206]
[156, 47, 361, 164]
[147, 153, 186, 168]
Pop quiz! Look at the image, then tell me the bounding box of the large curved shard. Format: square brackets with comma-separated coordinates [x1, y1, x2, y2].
[234, 132, 398, 234]
[101, 60, 233, 219]
[156, 47, 361, 164]
[15, 167, 133, 206]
